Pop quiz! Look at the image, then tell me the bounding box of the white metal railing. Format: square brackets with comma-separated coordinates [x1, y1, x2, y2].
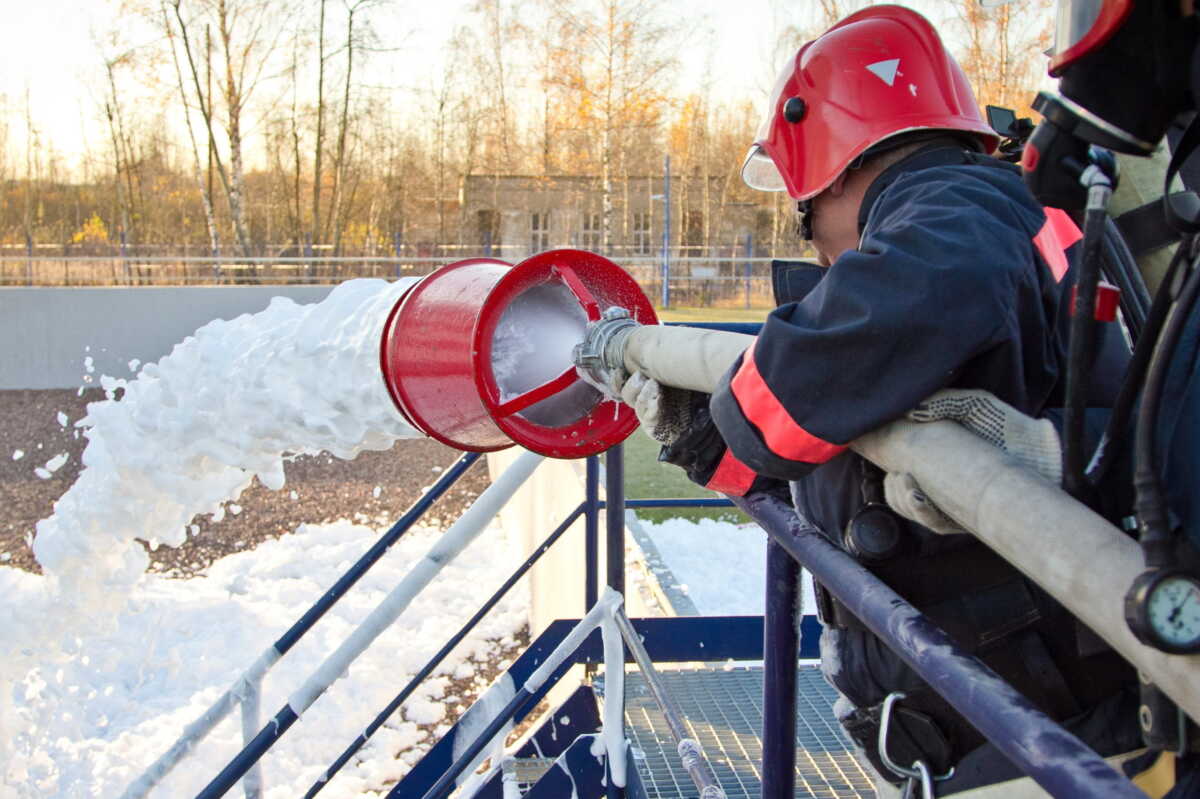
[0, 256, 787, 307]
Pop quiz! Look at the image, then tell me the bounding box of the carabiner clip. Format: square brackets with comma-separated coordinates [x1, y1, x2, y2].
[878, 692, 955, 797]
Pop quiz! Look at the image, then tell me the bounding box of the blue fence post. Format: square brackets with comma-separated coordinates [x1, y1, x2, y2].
[743, 233, 753, 310]
[304, 232, 314, 280]
[25, 231, 32, 286]
[482, 229, 493, 258]
[120, 229, 129, 286]
[586, 456, 600, 611]
[761, 538, 799, 798]
[606, 445, 625, 596]
[661, 154, 671, 310]
[392, 232, 403, 279]
[605, 444, 627, 799]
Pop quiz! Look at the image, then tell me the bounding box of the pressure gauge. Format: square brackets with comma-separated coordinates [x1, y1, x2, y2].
[1125, 569, 1200, 654]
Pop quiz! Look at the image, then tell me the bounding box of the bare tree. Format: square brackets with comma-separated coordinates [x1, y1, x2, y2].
[21, 89, 38, 251]
[163, 1, 221, 254]
[425, 57, 458, 250]
[937, 0, 1053, 114]
[97, 48, 136, 245]
[328, 0, 365, 251]
[168, 0, 291, 256]
[312, 0, 328, 245]
[469, 0, 525, 172]
[538, 0, 681, 254]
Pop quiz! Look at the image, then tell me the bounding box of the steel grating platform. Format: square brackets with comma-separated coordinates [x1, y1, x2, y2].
[621, 666, 876, 799]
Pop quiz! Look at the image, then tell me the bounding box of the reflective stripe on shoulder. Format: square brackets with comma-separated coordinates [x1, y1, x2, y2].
[729, 339, 847, 464]
[1033, 208, 1082, 283]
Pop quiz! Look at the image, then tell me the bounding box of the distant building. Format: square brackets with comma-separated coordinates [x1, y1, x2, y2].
[459, 174, 766, 271]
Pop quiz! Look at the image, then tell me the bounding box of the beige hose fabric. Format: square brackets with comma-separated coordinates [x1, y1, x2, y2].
[622, 325, 754, 394]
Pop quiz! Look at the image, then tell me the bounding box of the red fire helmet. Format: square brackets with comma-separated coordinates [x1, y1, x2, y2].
[742, 5, 1000, 200]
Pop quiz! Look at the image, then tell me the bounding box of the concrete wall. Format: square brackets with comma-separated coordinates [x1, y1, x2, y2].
[487, 448, 659, 640]
[0, 286, 336, 389]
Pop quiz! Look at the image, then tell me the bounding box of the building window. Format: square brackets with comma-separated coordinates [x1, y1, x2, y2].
[531, 212, 550, 252]
[633, 212, 652, 255]
[582, 213, 601, 251]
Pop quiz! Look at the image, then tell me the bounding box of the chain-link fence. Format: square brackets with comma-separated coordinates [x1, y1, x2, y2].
[0, 254, 786, 309]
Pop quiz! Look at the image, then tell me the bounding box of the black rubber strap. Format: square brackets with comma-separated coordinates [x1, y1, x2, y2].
[1116, 198, 1186, 255]
[1164, 114, 1200, 233]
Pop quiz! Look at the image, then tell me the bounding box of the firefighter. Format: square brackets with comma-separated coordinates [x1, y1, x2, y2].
[616, 5, 1140, 795]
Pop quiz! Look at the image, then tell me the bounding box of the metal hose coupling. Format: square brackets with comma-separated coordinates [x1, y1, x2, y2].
[572, 306, 641, 390]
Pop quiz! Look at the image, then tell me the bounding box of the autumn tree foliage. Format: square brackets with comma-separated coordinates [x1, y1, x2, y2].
[942, 0, 1053, 115]
[0, 0, 1054, 257]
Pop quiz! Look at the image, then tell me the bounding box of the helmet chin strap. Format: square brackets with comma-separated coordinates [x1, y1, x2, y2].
[798, 200, 814, 241]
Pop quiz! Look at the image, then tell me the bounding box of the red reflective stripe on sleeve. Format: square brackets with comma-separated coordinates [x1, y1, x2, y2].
[1033, 208, 1082, 283]
[729, 340, 848, 464]
[705, 449, 757, 496]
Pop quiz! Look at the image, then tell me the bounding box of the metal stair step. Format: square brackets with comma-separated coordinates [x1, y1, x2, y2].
[618, 664, 876, 798]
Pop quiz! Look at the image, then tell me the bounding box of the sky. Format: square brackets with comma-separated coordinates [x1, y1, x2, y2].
[0, 0, 794, 176]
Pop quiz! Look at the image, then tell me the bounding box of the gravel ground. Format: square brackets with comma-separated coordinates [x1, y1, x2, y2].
[0, 388, 492, 577]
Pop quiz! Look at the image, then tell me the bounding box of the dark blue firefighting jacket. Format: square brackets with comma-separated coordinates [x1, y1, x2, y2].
[711, 154, 1084, 480]
[689, 147, 1138, 784]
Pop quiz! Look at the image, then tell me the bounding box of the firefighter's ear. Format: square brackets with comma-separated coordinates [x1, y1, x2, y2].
[827, 169, 850, 198]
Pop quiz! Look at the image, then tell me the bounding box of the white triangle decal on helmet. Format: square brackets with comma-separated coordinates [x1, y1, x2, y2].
[866, 59, 901, 87]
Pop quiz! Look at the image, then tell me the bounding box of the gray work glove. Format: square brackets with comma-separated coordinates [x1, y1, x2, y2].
[909, 389, 1063, 484]
[883, 389, 1063, 536]
[618, 371, 694, 446]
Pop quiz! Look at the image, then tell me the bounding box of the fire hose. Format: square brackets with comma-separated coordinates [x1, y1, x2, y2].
[572, 312, 1200, 723]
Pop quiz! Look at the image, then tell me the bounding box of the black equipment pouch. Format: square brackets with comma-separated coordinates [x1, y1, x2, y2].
[841, 699, 955, 781]
[813, 540, 1134, 767]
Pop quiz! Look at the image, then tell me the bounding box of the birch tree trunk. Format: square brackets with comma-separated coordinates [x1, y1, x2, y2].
[217, 0, 254, 259]
[163, 2, 220, 255]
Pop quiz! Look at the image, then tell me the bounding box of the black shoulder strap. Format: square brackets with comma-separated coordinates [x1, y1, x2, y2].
[1115, 198, 1189, 256]
[1164, 113, 1200, 233]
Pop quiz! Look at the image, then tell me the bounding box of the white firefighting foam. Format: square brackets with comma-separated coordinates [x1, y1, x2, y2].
[490, 281, 598, 427]
[3, 278, 421, 774]
[35, 278, 419, 601]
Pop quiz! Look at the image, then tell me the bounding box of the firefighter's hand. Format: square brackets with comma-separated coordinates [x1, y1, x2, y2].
[908, 389, 1062, 484]
[619, 372, 694, 446]
[883, 472, 967, 536]
[883, 389, 1062, 535]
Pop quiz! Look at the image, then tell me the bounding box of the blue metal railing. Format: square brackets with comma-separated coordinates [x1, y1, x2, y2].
[305, 504, 587, 796]
[121, 451, 481, 799]
[737, 491, 1148, 799]
[279, 431, 1149, 798]
[196, 450, 540, 798]
[274, 452, 481, 653]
